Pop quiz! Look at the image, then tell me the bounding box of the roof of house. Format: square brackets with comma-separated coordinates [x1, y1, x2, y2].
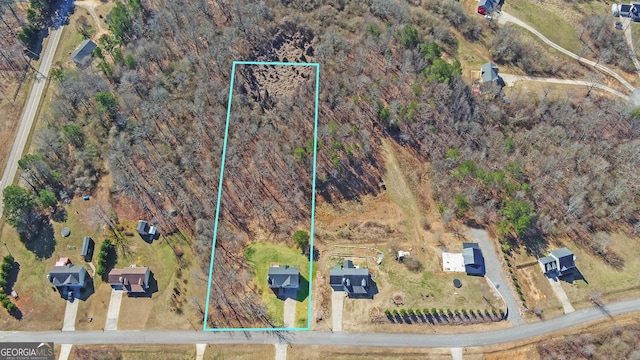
[550, 247, 574, 259]
[462, 247, 484, 266]
[539, 255, 556, 264]
[330, 260, 370, 295]
[108, 266, 150, 293]
[71, 39, 97, 63]
[267, 265, 300, 288]
[137, 220, 149, 233]
[48, 264, 87, 287]
[481, 62, 500, 83]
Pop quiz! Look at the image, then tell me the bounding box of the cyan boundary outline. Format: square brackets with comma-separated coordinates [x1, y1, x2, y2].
[204, 61, 320, 331]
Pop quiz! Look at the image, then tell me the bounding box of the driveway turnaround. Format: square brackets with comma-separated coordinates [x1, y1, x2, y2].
[467, 228, 524, 326]
[331, 290, 344, 332]
[500, 74, 630, 101]
[62, 299, 79, 331]
[283, 298, 296, 328]
[105, 289, 123, 331]
[2, 298, 640, 347]
[548, 278, 575, 314]
[58, 344, 72, 360]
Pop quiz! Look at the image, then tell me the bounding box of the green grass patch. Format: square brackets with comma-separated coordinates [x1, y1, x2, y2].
[245, 242, 313, 327]
[504, 0, 582, 54]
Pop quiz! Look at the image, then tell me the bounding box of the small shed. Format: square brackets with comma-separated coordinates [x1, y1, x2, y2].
[80, 236, 94, 262]
[71, 39, 97, 67]
[137, 220, 149, 236]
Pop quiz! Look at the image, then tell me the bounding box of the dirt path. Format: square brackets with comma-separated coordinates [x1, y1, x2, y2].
[75, 0, 108, 38]
[381, 140, 423, 244]
[497, 12, 635, 92]
[621, 17, 640, 77]
[501, 73, 630, 100]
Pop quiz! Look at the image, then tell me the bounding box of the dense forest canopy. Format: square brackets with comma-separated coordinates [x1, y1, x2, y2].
[10, 0, 640, 327]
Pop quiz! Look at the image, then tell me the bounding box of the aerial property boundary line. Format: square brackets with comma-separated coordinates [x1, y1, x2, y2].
[204, 61, 320, 332]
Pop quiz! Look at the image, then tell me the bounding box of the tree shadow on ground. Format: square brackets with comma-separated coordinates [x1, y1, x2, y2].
[20, 215, 56, 259]
[50, 207, 68, 223]
[4, 262, 20, 293]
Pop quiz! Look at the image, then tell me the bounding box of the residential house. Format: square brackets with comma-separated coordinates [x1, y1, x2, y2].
[539, 247, 576, 276]
[108, 266, 151, 295]
[136, 220, 157, 241]
[267, 265, 300, 296]
[47, 258, 88, 298]
[71, 39, 97, 67]
[481, 62, 506, 88]
[462, 243, 486, 276]
[330, 260, 373, 298]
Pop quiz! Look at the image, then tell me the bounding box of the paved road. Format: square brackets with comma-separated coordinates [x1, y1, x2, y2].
[0, 26, 64, 216]
[466, 228, 524, 326]
[0, 298, 638, 347]
[500, 73, 630, 101]
[497, 12, 635, 92]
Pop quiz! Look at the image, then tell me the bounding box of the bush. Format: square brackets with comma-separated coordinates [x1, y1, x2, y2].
[384, 309, 391, 317]
[414, 309, 422, 315]
[392, 309, 399, 316]
[407, 308, 414, 316]
[96, 239, 115, 277]
[403, 257, 423, 272]
[399, 309, 407, 316]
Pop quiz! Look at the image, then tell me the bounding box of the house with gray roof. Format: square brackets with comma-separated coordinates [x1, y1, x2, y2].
[330, 260, 373, 298]
[481, 62, 505, 88]
[71, 39, 97, 67]
[462, 242, 485, 276]
[267, 265, 300, 293]
[47, 261, 88, 290]
[539, 247, 576, 276]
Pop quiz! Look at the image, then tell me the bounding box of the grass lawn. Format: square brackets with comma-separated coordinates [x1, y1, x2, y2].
[0, 225, 66, 330]
[204, 344, 275, 360]
[503, 0, 582, 54]
[375, 256, 502, 313]
[73, 345, 195, 360]
[114, 227, 205, 330]
[245, 242, 314, 327]
[632, 22, 640, 58]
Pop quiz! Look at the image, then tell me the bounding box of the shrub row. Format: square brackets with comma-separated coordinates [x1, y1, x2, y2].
[499, 238, 528, 309]
[385, 308, 501, 318]
[0, 255, 16, 313]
